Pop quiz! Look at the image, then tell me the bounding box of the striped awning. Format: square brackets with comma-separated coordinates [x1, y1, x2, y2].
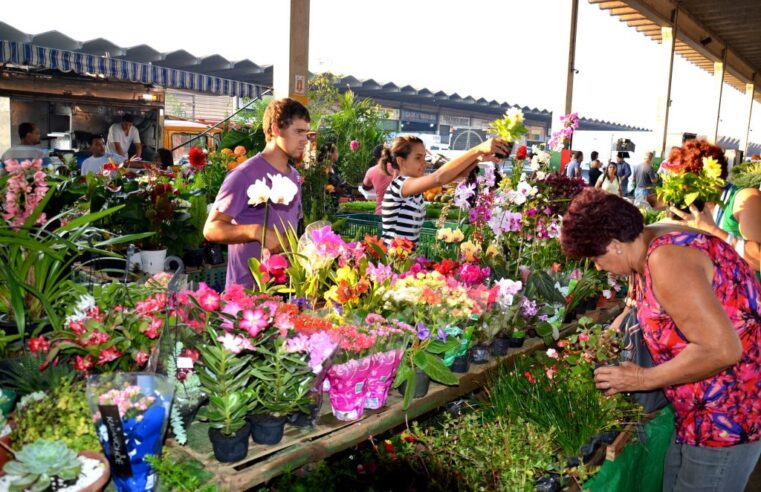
[0, 40, 262, 98]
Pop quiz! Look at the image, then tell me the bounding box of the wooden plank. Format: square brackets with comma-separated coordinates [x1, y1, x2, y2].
[168, 303, 624, 491]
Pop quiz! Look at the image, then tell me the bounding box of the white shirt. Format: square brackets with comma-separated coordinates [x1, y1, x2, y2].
[106, 123, 141, 157]
[80, 153, 125, 175]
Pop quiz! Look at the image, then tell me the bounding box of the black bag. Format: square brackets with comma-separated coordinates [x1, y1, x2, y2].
[620, 307, 669, 413]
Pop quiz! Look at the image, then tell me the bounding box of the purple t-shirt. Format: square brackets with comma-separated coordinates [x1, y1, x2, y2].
[212, 153, 302, 288]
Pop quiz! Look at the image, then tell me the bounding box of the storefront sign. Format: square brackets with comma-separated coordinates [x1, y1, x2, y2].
[400, 109, 437, 123]
[439, 114, 471, 127]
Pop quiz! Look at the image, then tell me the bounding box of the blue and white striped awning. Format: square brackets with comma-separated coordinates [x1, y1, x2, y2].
[0, 40, 262, 99]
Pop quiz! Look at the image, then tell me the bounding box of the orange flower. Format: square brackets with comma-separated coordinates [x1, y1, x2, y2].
[335, 279, 357, 304]
[325, 184, 336, 193]
[221, 148, 233, 155]
[421, 286, 440, 305]
[234, 145, 247, 156]
[363, 235, 387, 259]
[227, 160, 240, 171]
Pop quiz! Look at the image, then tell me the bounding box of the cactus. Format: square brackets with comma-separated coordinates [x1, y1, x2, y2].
[4, 440, 82, 492]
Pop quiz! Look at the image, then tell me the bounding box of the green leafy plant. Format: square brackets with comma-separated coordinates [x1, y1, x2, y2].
[393, 333, 459, 410]
[10, 378, 100, 452]
[145, 452, 219, 492]
[0, 353, 76, 396]
[657, 155, 724, 210]
[3, 439, 82, 492]
[729, 160, 761, 189]
[488, 107, 528, 144]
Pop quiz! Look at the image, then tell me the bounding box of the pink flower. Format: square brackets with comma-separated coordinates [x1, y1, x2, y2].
[97, 347, 122, 366]
[197, 288, 220, 312]
[546, 366, 557, 380]
[73, 355, 94, 373]
[311, 225, 344, 257]
[274, 312, 294, 337]
[546, 348, 559, 359]
[240, 308, 269, 337]
[259, 253, 288, 284]
[144, 317, 163, 339]
[579, 333, 590, 342]
[349, 140, 360, 152]
[217, 333, 254, 354]
[134, 351, 149, 366]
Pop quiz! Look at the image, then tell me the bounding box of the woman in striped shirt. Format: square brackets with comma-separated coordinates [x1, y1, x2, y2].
[381, 135, 509, 245]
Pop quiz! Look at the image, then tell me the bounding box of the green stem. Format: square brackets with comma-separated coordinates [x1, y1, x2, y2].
[261, 202, 270, 261]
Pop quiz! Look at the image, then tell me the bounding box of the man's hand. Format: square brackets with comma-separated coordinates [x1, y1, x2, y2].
[668, 204, 721, 236]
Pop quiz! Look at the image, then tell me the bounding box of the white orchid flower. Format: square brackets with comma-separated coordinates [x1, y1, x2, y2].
[267, 173, 298, 205]
[247, 178, 271, 206]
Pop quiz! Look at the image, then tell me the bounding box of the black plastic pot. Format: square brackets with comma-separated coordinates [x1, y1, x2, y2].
[580, 438, 599, 463]
[398, 368, 430, 399]
[470, 344, 490, 364]
[204, 243, 225, 265]
[208, 422, 250, 463]
[490, 335, 511, 356]
[534, 473, 562, 492]
[251, 415, 287, 445]
[507, 336, 525, 348]
[596, 429, 620, 445]
[183, 248, 205, 268]
[450, 354, 470, 373]
[288, 403, 319, 428]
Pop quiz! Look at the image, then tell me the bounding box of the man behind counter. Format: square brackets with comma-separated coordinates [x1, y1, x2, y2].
[80, 134, 125, 175]
[107, 113, 142, 159]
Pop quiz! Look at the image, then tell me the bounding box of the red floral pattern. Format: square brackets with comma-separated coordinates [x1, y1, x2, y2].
[637, 231, 761, 447]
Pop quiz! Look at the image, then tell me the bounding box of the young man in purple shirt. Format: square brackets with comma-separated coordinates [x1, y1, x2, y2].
[204, 98, 310, 288]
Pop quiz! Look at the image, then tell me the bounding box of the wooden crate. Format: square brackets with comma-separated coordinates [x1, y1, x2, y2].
[168, 303, 624, 491]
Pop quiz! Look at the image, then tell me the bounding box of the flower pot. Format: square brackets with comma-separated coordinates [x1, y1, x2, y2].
[0, 388, 16, 416]
[450, 354, 470, 373]
[204, 243, 225, 265]
[534, 473, 563, 492]
[251, 415, 287, 445]
[288, 403, 319, 428]
[0, 434, 11, 476]
[183, 248, 205, 268]
[327, 356, 372, 421]
[596, 429, 620, 445]
[77, 450, 111, 492]
[85, 373, 174, 492]
[397, 368, 430, 399]
[364, 349, 404, 410]
[470, 344, 490, 364]
[139, 249, 167, 275]
[507, 336, 525, 348]
[489, 335, 511, 356]
[208, 422, 251, 463]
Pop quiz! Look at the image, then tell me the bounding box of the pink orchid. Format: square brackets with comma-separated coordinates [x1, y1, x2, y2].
[259, 253, 289, 284]
[217, 333, 254, 354]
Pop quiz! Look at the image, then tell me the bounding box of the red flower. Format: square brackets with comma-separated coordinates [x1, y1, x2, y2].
[97, 347, 122, 366]
[188, 146, 207, 169]
[73, 355, 94, 373]
[181, 347, 200, 363]
[134, 351, 149, 366]
[516, 145, 527, 161]
[523, 370, 536, 384]
[383, 440, 395, 453]
[28, 336, 50, 354]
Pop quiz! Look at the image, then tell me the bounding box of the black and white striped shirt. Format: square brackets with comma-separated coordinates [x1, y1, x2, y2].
[381, 176, 425, 245]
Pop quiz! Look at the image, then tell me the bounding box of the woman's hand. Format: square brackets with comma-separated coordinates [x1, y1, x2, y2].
[476, 138, 511, 158]
[594, 361, 648, 396]
[668, 204, 721, 236]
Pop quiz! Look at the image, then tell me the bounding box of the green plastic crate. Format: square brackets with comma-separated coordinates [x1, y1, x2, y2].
[187, 263, 227, 290]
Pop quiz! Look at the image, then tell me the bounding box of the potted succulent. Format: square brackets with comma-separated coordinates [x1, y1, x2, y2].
[1, 439, 110, 492]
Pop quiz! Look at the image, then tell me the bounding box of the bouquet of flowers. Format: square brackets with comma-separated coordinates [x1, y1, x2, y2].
[657, 155, 724, 211]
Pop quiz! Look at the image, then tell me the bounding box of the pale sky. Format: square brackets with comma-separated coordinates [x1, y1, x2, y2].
[3, 0, 760, 143]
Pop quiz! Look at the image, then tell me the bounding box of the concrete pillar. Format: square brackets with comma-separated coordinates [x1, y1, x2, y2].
[550, 0, 579, 148]
[707, 51, 726, 144]
[654, 22, 677, 159]
[739, 81, 755, 157]
[273, 0, 310, 105]
[0, 97, 10, 154]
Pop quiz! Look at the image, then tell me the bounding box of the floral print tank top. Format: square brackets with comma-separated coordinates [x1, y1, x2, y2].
[635, 231, 761, 447]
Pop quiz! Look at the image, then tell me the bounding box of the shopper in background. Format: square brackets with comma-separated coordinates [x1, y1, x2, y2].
[362, 144, 396, 214]
[107, 113, 142, 160]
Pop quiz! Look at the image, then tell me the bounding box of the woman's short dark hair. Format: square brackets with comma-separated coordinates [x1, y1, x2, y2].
[560, 188, 644, 258]
[379, 136, 424, 176]
[591, 151, 599, 160]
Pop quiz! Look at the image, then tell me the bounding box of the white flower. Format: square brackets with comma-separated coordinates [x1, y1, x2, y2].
[530, 156, 541, 171]
[267, 173, 298, 205]
[507, 190, 527, 206]
[546, 348, 559, 359]
[495, 278, 522, 308]
[602, 289, 613, 299]
[536, 171, 546, 180]
[247, 178, 271, 206]
[506, 107, 524, 124]
[517, 181, 537, 197]
[217, 333, 254, 354]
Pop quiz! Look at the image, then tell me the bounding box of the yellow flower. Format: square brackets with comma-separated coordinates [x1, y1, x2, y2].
[702, 156, 722, 179]
[334, 265, 356, 283]
[436, 227, 453, 242]
[460, 240, 482, 262]
[450, 229, 464, 243]
[221, 148, 233, 155]
[485, 244, 500, 257]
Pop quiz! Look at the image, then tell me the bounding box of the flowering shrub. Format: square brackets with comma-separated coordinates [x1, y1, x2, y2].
[657, 156, 724, 209]
[548, 112, 579, 151]
[1, 159, 48, 229]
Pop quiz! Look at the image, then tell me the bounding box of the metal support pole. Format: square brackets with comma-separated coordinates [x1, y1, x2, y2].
[708, 49, 727, 144]
[655, 7, 679, 159]
[740, 80, 756, 157]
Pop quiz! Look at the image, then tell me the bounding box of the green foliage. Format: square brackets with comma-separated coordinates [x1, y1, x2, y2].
[730, 160, 761, 189]
[656, 156, 724, 209]
[168, 341, 204, 445]
[145, 452, 219, 492]
[405, 414, 560, 491]
[4, 440, 81, 492]
[319, 91, 389, 186]
[0, 353, 76, 397]
[11, 378, 100, 452]
[488, 108, 528, 143]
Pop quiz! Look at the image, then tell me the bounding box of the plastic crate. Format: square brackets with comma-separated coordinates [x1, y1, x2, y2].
[186, 262, 227, 291]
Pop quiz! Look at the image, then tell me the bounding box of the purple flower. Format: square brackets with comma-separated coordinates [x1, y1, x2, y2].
[521, 298, 538, 317]
[454, 182, 476, 209]
[306, 331, 338, 373]
[436, 328, 448, 342]
[293, 297, 312, 310]
[416, 321, 430, 340]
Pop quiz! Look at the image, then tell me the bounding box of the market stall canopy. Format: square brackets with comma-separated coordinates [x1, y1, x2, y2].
[590, 0, 761, 103]
[0, 22, 266, 99]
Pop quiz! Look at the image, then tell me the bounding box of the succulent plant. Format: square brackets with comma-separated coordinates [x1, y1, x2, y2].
[4, 440, 82, 492]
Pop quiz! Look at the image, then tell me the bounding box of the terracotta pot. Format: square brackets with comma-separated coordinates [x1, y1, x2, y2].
[77, 450, 111, 492]
[0, 435, 11, 476]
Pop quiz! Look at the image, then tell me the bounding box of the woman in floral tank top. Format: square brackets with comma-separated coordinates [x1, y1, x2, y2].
[561, 188, 761, 492]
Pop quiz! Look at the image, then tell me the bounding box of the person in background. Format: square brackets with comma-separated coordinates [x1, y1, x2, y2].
[362, 144, 395, 214]
[666, 139, 761, 281]
[381, 135, 509, 245]
[80, 135, 125, 175]
[565, 150, 583, 179]
[204, 98, 308, 289]
[107, 114, 142, 160]
[588, 151, 603, 187]
[595, 162, 622, 196]
[633, 151, 658, 204]
[1, 122, 50, 169]
[152, 148, 173, 170]
[616, 151, 633, 197]
[561, 188, 761, 492]
[319, 142, 347, 211]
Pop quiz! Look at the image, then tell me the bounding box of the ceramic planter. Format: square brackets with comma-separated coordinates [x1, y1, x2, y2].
[209, 423, 251, 463]
[139, 249, 167, 275]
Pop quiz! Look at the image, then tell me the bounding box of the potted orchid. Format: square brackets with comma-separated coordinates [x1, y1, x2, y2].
[246, 172, 299, 260]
